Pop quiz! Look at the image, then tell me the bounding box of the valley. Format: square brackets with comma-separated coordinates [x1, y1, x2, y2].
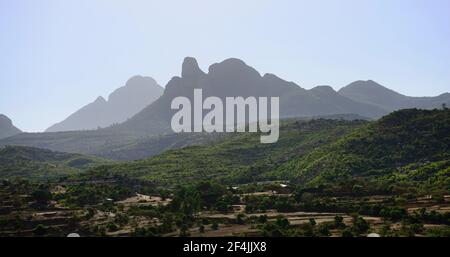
[1, 108, 449, 237]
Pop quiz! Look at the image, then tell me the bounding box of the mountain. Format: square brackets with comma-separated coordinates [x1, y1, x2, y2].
[45, 75, 163, 132]
[2, 57, 449, 160]
[0, 114, 21, 139]
[0, 145, 112, 181]
[338, 80, 450, 112]
[113, 57, 386, 135]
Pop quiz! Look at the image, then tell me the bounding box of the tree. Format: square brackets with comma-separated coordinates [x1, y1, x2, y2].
[196, 181, 226, 208]
[211, 221, 219, 230]
[261, 222, 283, 237]
[258, 215, 268, 224]
[318, 224, 331, 237]
[275, 217, 290, 229]
[300, 192, 314, 205]
[171, 187, 201, 216]
[353, 217, 370, 235]
[199, 225, 205, 233]
[179, 224, 190, 237]
[341, 228, 353, 237]
[32, 189, 52, 205]
[236, 213, 246, 225]
[215, 200, 229, 213]
[334, 215, 345, 229]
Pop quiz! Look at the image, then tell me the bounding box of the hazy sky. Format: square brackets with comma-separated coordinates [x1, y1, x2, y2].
[1, 0, 450, 132]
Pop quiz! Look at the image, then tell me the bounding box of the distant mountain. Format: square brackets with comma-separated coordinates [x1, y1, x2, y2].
[46, 75, 163, 132]
[2, 57, 449, 161]
[0, 114, 21, 139]
[338, 80, 450, 112]
[114, 57, 386, 135]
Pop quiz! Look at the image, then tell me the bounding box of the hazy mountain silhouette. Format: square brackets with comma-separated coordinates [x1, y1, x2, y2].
[2, 57, 449, 160]
[114, 57, 386, 135]
[0, 114, 21, 139]
[45, 76, 163, 132]
[339, 80, 450, 111]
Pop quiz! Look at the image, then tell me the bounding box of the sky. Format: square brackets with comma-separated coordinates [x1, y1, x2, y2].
[1, 0, 450, 132]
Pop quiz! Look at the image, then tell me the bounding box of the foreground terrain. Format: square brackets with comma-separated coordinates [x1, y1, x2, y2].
[0, 108, 449, 237]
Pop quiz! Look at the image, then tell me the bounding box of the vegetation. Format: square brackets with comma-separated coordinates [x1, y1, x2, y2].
[0, 108, 449, 237]
[82, 118, 367, 187]
[0, 145, 111, 181]
[276, 108, 450, 195]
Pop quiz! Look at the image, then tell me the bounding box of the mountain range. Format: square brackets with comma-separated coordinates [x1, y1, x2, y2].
[104, 57, 450, 136]
[1, 57, 449, 159]
[339, 80, 450, 112]
[46, 75, 163, 132]
[0, 114, 21, 139]
[113, 58, 386, 136]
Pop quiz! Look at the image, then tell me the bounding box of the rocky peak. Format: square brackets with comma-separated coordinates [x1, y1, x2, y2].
[182, 57, 205, 79]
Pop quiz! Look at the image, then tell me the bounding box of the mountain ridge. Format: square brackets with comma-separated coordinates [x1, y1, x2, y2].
[1, 57, 450, 160]
[45, 75, 163, 132]
[112, 57, 387, 136]
[338, 80, 450, 111]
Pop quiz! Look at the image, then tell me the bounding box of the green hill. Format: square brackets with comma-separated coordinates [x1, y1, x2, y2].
[0, 145, 113, 181]
[275, 108, 450, 195]
[80, 118, 367, 187]
[4, 109, 448, 197]
[79, 109, 449, 197]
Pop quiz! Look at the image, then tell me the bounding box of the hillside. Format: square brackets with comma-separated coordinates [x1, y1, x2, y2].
[0, 145, 112, 180]
[275, 108, 450, 195]
[79, 118, 367, 187]
[75, 108, 450, 197]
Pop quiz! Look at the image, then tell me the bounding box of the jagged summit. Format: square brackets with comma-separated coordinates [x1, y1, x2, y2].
[182, 57, 205, 79]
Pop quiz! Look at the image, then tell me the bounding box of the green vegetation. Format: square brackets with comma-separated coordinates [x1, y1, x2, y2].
[276, 108, 450, 195]
[82, 118, 366, 187]
[0, 145, 112, 181]
[0, 108, 449, 237]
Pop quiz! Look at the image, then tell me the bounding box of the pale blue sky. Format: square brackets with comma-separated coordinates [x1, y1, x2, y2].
[1, 0, 449, 132]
